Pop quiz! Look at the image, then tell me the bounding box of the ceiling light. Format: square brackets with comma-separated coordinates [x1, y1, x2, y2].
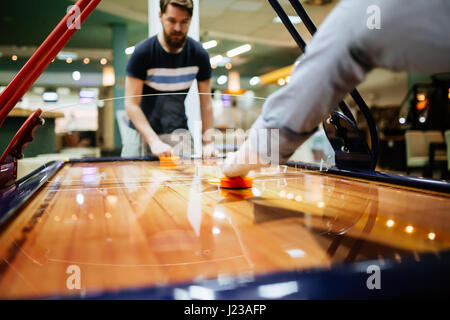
[57, 51, 78, 60]
[11, 55, 18, 61]
[210, 55, 223, 65]
[202, 40, 217, 50]
[226, 44, 251, 58]
[100, 58, 108, 65]
[125, 46, 135, 55]
[217, 75, 228, 85]
[399, 117, 406, 124]
[278, 78, 286, 86]
[83, 58, 90, 64]
[225, 63, 232, 70]
[249, 76, 260, 86]
[66, 57, 73, 64]
[419, 116, 426, 123]
[72, 71, 81, 81]
[273, 16, 302, 24]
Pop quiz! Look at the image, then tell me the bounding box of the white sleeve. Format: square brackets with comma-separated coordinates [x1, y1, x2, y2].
[250, 0, 450, 164]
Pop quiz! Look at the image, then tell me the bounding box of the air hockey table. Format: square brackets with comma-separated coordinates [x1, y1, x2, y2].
[0, 0, 450, 299]
[0, 157, 449, 299]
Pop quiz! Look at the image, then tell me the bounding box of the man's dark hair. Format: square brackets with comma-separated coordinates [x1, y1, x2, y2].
[160, 0, 193, 17]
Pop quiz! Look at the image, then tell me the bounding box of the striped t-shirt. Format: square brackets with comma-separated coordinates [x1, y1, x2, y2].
[126, 35, 211, 134]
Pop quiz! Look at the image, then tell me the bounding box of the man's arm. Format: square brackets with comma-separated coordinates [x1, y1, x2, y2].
[197, 79, 218, 157]
[124, 76, 173, 157]
[223, 0, 450, 176]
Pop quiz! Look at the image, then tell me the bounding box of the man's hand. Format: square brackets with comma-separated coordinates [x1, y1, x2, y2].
[150, 140, 174, 157]
[202, 142, 219, 158]
[221, 140, 270, 177]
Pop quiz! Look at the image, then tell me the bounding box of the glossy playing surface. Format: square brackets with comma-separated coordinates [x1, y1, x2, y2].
[0, 159, 449, 298]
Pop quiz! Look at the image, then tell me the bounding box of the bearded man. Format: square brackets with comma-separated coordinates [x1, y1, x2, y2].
[122, 0, 217, 158]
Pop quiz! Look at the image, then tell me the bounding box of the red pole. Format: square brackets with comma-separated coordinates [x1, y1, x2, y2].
[0, 0, 102, 127]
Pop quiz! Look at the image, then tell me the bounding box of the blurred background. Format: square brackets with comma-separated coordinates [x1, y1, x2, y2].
[1, 0, 449, 179]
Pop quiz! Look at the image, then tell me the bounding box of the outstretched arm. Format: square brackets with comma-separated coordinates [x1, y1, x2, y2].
[124, 76, 173, 157]
[223, 0, 450, 177]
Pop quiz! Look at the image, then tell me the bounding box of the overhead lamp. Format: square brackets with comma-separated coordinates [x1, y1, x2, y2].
[125, 46, 135, 55]
[249, 76, 260, 86]
[217, 75, 228, 86]
[72, 71, 81, 81]
[42, 91, 58, 103]
[210, 55, 223, 65]
[100, 58, 108, 65]
[226, 44, 251, 58]
[57, 51, 78, 61]
[202, 40, 217, 50]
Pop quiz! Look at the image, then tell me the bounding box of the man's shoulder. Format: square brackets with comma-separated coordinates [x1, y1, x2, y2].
[134, 35, 158, 53]
[186, 37, 209, 59]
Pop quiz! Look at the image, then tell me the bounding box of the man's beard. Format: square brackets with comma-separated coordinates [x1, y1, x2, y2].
[163, 30, 187, 51]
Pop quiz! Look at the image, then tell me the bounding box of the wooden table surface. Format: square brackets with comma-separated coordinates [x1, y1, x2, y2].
[0, 159, 449, 298]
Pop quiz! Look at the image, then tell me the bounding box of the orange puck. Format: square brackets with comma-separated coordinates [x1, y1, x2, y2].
[159, 156, 179, 168]
[220, 176, 253, 189]
[159, 156, 179, 162]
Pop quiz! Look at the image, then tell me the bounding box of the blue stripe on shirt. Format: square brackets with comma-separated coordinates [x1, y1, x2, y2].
[147, 73, 197, 84]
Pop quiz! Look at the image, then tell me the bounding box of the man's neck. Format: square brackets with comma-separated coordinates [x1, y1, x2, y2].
[157, 33, 184, 54]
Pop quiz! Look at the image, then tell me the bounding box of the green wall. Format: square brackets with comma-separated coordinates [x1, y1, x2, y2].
[0, 117, 56, 158]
